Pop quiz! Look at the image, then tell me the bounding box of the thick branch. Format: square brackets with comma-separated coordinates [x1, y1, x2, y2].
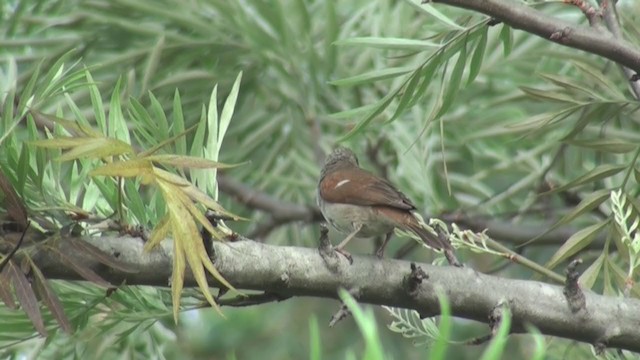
[27, 234, 640, 353]
[430, 0, 640, 73]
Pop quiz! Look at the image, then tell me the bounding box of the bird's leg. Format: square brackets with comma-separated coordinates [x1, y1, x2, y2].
[375, 232, 393, 258]
[334, 224, 362, 263]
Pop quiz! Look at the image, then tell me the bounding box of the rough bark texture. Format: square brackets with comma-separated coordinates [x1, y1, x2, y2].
[21, 234, 640, 353]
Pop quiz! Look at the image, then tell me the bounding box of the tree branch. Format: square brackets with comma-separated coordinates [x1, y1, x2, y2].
[429, 0, 640, 73]
[23, 234, 640, 353]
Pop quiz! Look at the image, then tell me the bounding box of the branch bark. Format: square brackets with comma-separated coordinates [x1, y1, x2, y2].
[24, 234, 640, 353]
[430, 0, 640, 73]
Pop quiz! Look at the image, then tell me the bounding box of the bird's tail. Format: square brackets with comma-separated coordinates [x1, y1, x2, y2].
[405, 214, 461, 267]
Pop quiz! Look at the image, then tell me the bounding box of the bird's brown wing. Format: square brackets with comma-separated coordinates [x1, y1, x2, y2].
[319, 167, 415, 210]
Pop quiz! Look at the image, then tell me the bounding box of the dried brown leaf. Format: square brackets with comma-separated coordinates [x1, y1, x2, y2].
[0, 170, 28, 229]
[53, 248, 113, 288]
[29, 259, 72, 334]
[0, 269, 17, 309]
[68, 237, 139, 274]
[7, 261, 46, 336]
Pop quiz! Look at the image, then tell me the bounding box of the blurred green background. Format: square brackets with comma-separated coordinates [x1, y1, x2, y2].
[2, 0, 640, 358]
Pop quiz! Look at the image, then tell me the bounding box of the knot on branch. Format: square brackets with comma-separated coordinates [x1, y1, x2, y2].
[404, 262, 429, 296]
[563, 258, 586, 313]
[550, 27, 573, 43]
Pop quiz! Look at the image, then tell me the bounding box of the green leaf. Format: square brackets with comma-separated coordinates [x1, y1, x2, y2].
[145, 155, 244, 169]
[545, 220, 610, 269]
[438, 43, 467, 117]
[334, 37, 439, 51]
[546, 164, 627, 194]
[499, 24, 512, 57]
[330, 67, 413, 87]
[467, 26, 487, 85]
[579, 251, 606, 290]
[58, 138, 133, 161]
[479, 306, 511, 360]
[564, 139, 637, 154]
[403, 0, 464, 30]
[428, 290, 452, 360]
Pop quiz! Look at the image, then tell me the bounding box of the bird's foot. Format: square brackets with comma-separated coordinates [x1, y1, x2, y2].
[334, 247, 353, 264]
[375, 247, 385, 259]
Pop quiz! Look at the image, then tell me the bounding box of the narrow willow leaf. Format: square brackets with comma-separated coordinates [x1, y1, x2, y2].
[89, 158, 154, 182]
[519, 189, 611, 248]
[7, 261, 46, 336]
[218, 72, 242, 155]
[572, 61, 625, 98]
[171, 232, 186, 323]
[142, 35, 165, 94]
[519, 87, 583, 104]
[547, 165, 627, 194]
[152, 167, 192, 187]
[334, 37, 439, 51]
[403, 0, 464, 29]
[389, 66, 423, 122]
[407, 52, 443, 108]
[17, 144, 29, 195]
[579, 252, 606, 290]
[428, 291, 452, 360]
[330, 67, 413, 87]
[545, 220, 610, 269]
[29, 258, 72, 334]
[145, 155, 244, 169]
[564, 139, 637, 154]
[438, 43, 467, 117]
[86, 70, 106, 133]
[329, 103, 378, 119]
[608, 260, 640, 297]
[479, 306, 511, 360]
[467, 26, 487, 85]
[145, 214, 171, 252]
[59, 138, 133, 161]
[173, 89, 186, 156]
[538, 73, 604, 100]
[160, 181, 221, 320]
[138, 123, 199, 158]
[499, 24, 512, 57]
[30, 137, 95, 149]
[339, 91, 397, 142]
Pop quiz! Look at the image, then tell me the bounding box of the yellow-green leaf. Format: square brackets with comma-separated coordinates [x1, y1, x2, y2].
[545, 220, 610, 269]
[59, 138, 133, 161]
[145, 154, 243, 169]
[145, 214, 171, 252]
[153, 167, 192, 187]
[30, 137, 95, 149]
[90, 158, 154, 181]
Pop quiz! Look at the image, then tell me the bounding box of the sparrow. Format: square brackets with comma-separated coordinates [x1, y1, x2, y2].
[317, 146, 459, 266]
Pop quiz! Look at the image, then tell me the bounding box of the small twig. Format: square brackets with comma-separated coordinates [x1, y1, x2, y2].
[329, 288, 361, 327]
[466, 300, 508, 345]
[0, 221, 30, 273]
[563, 258, 586, 313]
[600, 0, 640, 99]
[217, 292, 291, 307]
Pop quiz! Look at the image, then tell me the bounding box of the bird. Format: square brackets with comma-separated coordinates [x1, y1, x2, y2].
[317, 146, 459, 266]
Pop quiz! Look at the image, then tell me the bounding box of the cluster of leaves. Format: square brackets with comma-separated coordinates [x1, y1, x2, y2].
[1, 50, 248, 336]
